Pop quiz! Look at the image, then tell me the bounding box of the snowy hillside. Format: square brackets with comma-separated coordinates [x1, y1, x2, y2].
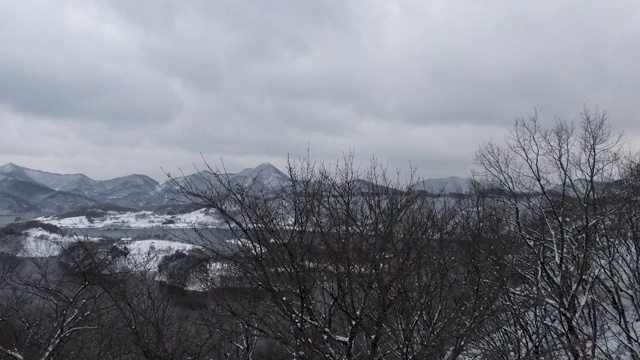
[231, 162, 289, 191]
[0, 224, 223, 291]
[24, 170, 94, 191]
[17, 228, 95, 257]
[38, 208, 223, 229]
[114, 239, 201, 270]
[0, 162, 95, 191]
[0, 225, 101, 257]
[162, 162, 290, 197]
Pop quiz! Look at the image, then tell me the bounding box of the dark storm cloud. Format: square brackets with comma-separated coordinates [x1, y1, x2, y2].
[1, 0, 639, 180]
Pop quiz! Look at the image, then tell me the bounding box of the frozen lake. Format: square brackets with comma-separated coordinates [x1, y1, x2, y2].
[65, 227, 237, 248]
[0, 216, 235, 249]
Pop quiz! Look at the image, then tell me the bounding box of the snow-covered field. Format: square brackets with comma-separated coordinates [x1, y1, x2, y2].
[116, 239, 201, 270]
[15, 228, 101, 257]
[37, 208, 223, 229]
[2, 226, 227, 292]
[4, 208, 237, 289]
[7, 228, 202, 259]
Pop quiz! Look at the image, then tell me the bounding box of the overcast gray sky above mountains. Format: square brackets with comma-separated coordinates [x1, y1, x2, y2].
[1, 1, 639, 181]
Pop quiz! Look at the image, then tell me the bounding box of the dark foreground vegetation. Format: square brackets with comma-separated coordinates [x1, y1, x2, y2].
[2, 108, 640, 359]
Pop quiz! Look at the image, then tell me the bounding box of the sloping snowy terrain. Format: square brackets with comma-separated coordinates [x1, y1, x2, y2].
[16, 228, 96, 257]
[37, 208, 223, 229]
[1, 227, 199, 259]
[0, 225, 225, 292]
[232, 162, 289, 192]
[116, 239, 202, 271]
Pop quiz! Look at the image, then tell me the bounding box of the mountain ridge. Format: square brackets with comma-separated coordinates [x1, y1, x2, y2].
[0, 162, 469, 215]
[0, 162, 294, 215]
[417, 176, 470, 194]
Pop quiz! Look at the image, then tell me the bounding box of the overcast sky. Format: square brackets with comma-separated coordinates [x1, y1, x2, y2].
[1, 0, 639, 181]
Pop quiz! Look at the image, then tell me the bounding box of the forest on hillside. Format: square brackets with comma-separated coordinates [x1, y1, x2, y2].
[2, 109, 640, 359]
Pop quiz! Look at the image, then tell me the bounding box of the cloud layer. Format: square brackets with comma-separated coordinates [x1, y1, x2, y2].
[1, 0, 639, 180]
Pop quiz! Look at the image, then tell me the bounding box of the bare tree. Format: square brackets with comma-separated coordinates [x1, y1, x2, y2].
[592, 158, 640, 359]
[0, 235, 224, 360]
[5, 107, 638, 359]
[0, 255, 109, 360]
[170, 154, 506, 359]
[474, 107, 633, 359]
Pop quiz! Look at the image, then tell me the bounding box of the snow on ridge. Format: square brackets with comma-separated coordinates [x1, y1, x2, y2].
[123, 239, 200, 256]
[114, 239, 202, 271]
[114, 239, 227, 292]
[5, 227, 224, 292]
[16, 228, 96, 257]
[37, 208, 223, 229]
[7, 227, 203, 260]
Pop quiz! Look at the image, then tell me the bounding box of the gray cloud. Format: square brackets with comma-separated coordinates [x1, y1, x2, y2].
[1, 0, 639, 181]
[0, 1, 181, 124]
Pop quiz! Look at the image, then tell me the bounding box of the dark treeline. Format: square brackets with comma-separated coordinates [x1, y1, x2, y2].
[2, 108, 640, 359]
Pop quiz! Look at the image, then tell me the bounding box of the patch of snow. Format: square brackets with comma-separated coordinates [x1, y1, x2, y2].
[17, 228, 99, 257]
[9, 226, 228, 292]
[114, 239, 200, 271]
[37, 208, 223, 229]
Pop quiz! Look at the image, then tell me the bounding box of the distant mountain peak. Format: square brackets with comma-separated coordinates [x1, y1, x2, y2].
[418, 176, 470, 194]
[109, 173, 157, 182]
[0, 161, 475, 216]
[255, 162, 278, 169]
[0, 162, 21, 172]
[0, 163, 92, 179]
[238, 163, 286, 177]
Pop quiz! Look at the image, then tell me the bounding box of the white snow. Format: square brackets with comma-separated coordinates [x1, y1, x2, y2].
[11, 228, 198, 262]
[11, 227, 225, 292]
[115, 239, 228, 291]
[16, 228, 79, 257]
[117, 239, 201, 270]
[37, 208, 223, 229]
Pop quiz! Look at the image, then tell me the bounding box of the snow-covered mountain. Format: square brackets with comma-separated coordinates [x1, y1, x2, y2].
[548, 178, 615, 197]
[159, 169, 222, 203]
[0, 177, 100, 214]
[161, 163, 289, 199]
[0, 177, 57, 204]
[66, 174, 161, 208]
[0, 162, 477, 216]
[0, 162, 292, 215]
[229, 163, 289, 194]
[0, 192, 38, 213]
[417, 176, 471, 194]
[0, 162, 95, 190]
[0, 164, 162, 214]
